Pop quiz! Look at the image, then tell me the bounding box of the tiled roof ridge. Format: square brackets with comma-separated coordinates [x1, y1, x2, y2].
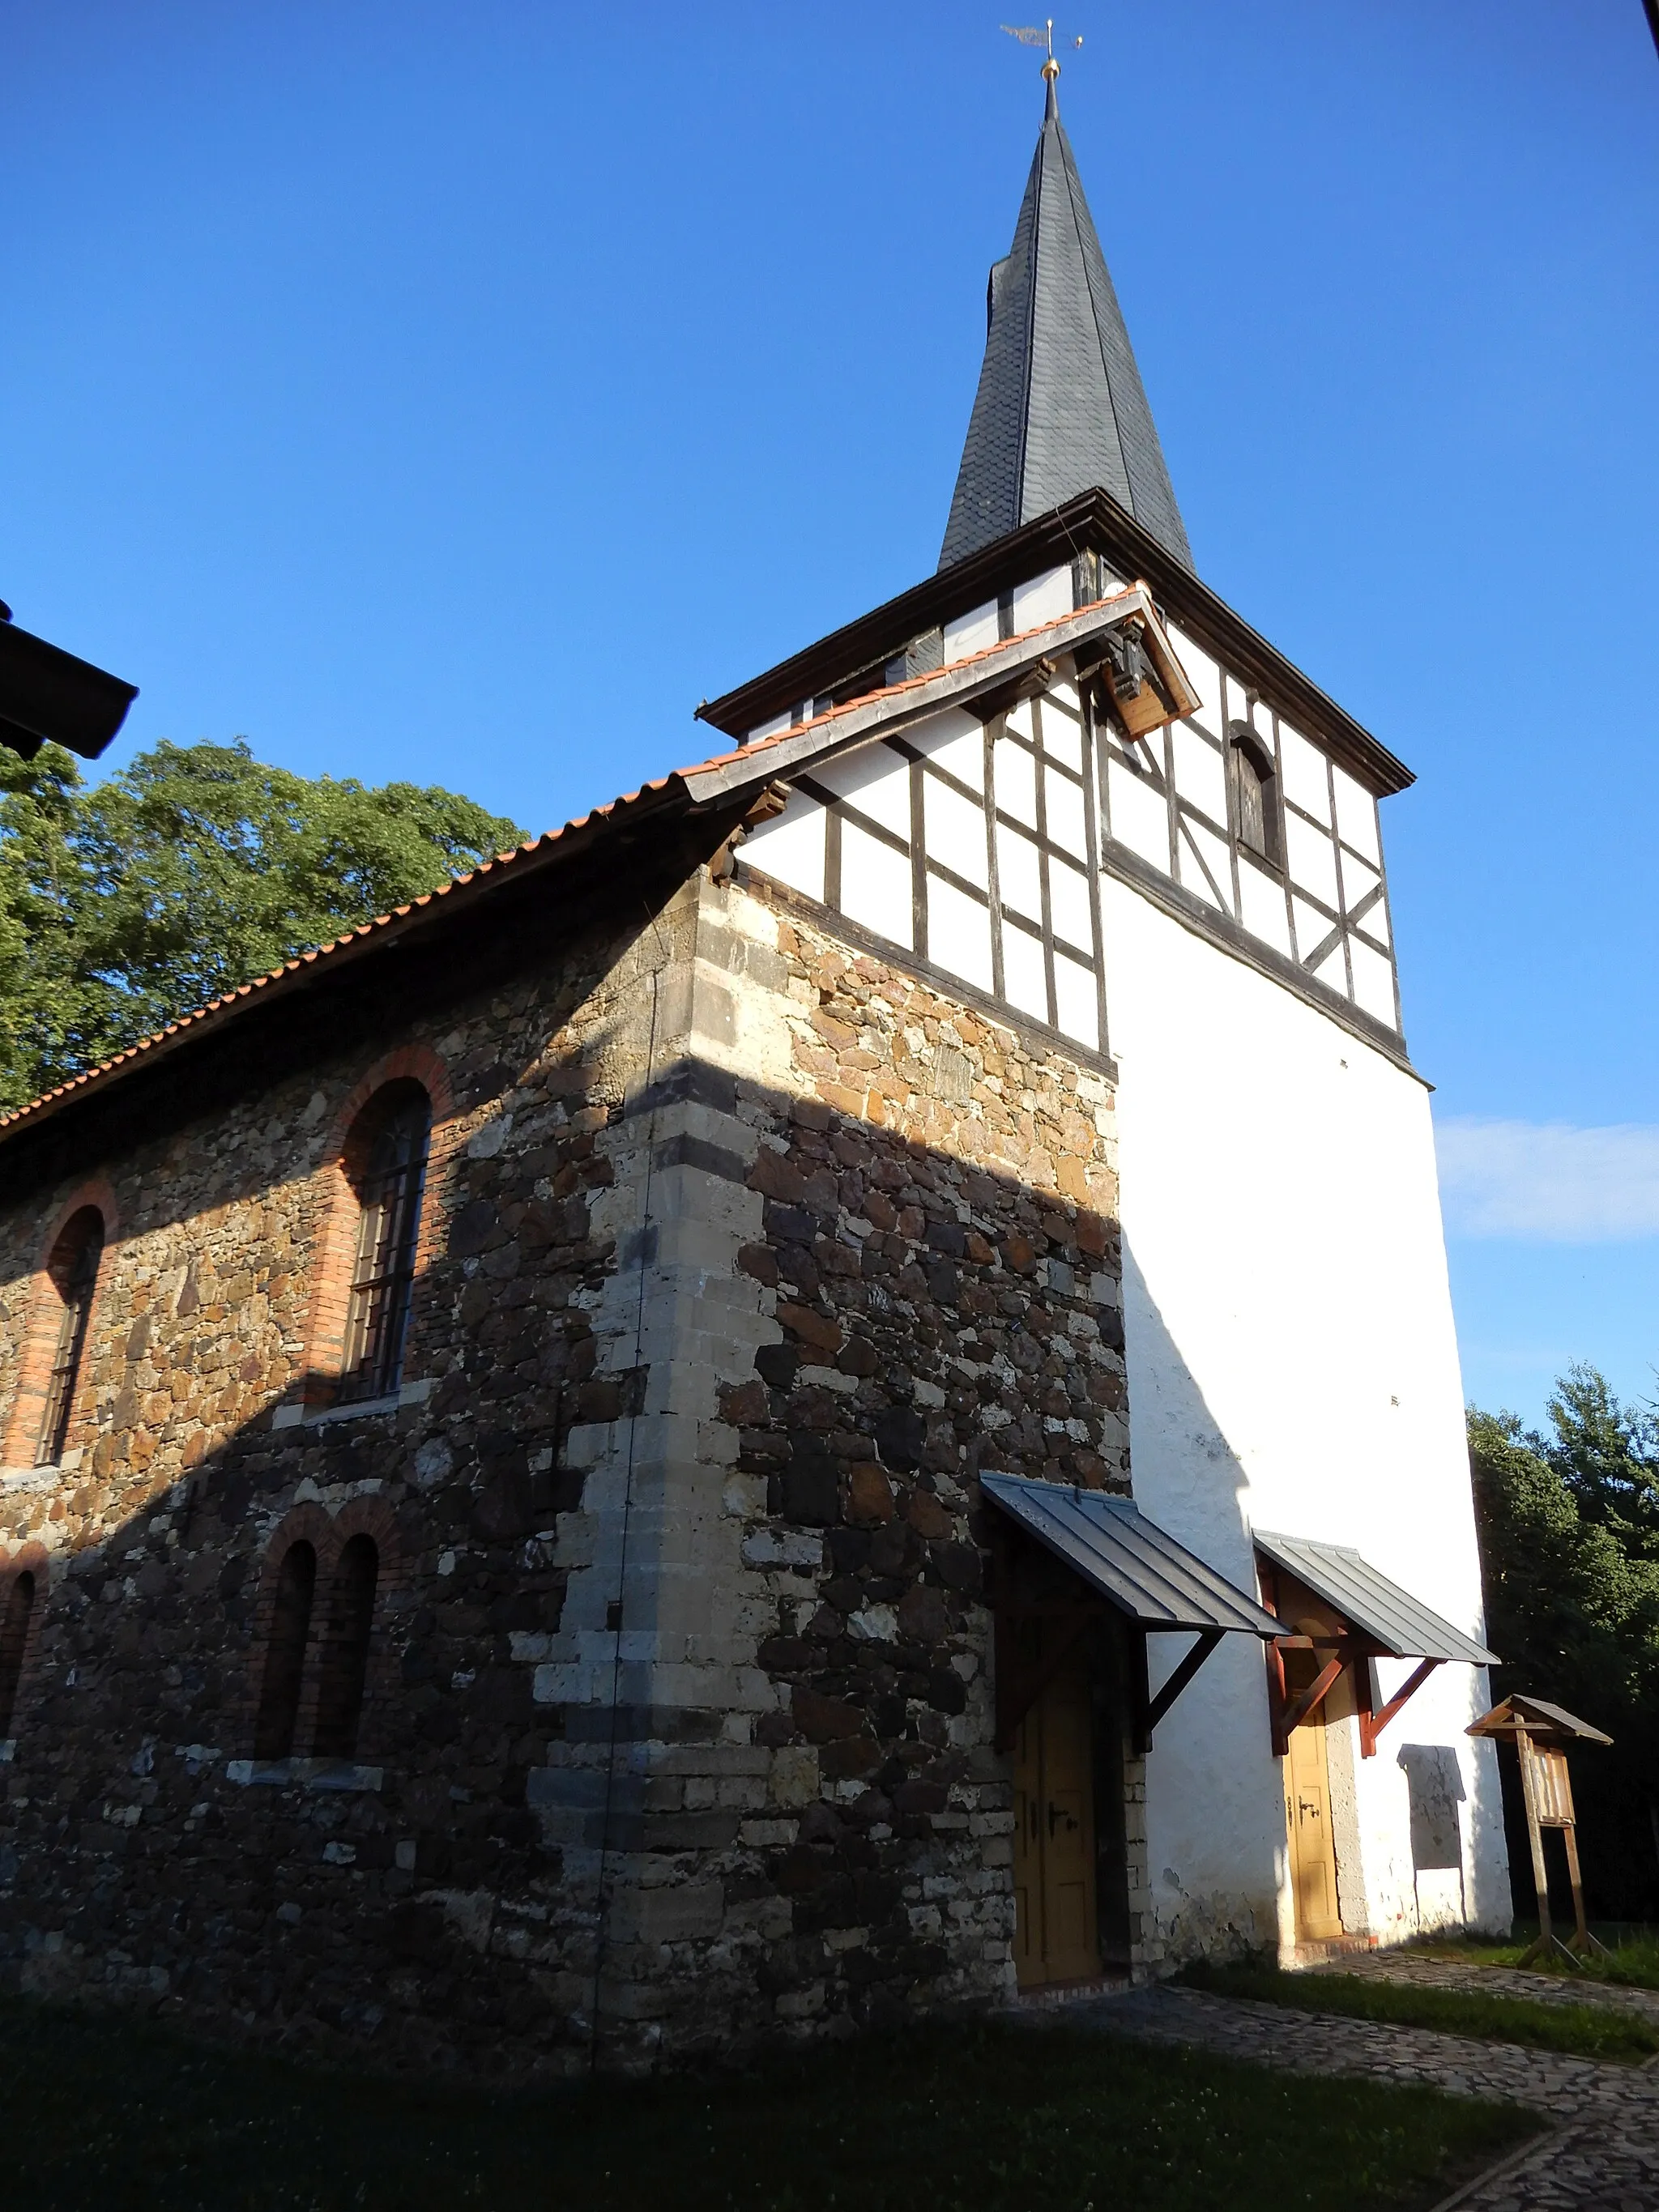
[688, 585, 1137, 768]
[0, 590, 1126, 1139]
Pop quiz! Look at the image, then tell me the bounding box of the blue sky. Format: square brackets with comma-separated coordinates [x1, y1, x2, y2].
[4, 2, 1657, 1428]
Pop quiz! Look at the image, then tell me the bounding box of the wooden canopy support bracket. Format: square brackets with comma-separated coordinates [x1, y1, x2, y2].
[1358, 1656, 1441, 1760]
[1276, 1655, 1345, 1750]
[1137, 1628, 1224, 1754]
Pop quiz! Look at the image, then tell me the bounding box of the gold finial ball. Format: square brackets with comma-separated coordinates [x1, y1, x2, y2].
[1041, 54, 1060, 80]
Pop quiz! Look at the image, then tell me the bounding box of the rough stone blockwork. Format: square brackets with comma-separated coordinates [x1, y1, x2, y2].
[0, 863, 1130, 2073]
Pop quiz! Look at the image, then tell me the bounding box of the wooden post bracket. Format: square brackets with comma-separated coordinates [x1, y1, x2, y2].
[1358, 1656, 1442, 1760]
[1139, 1628, 1224, 1752]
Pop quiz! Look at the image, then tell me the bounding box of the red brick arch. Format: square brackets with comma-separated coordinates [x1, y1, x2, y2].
[1, 1177, 119, 1470]
[0, 1540, 50, 1742]
[240, 1495, 407, 1761]
[296, 1044, 458, 1409]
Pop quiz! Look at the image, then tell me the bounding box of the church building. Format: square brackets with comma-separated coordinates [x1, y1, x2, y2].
[0, 62, 1509, 2071]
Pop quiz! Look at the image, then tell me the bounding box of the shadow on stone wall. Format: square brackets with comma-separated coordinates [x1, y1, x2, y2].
[0, 953, 1499, 2073]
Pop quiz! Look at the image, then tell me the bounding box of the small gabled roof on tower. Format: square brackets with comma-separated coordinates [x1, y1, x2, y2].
[940, 73, 1192, 574]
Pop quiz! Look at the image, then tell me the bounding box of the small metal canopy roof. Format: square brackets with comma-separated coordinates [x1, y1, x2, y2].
[1253, 1530, 1497, 1667]
[982, 1473, 1283, 1638]
[1468, 1695, 1612, 1746]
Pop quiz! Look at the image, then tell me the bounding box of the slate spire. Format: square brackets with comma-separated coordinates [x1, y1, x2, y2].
[939, 75, 1192, 572]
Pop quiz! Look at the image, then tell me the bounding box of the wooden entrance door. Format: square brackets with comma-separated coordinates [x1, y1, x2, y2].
[1012, 1629, 1099, 1988]
[1283, 1709, 1342, 1942]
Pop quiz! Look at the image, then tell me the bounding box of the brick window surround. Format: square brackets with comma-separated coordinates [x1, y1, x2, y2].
[0, 1542, 49, 1741]
[298, 1045, 456, 1409]
[0, 1179, 118, 1471]
[242, 1499, 404, 1763]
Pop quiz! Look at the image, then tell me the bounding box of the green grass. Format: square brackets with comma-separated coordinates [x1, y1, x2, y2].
[0, 1994, 1536, 2212]
[1183, 1959, 1659, 2062]
[1414, 1924, 1659, 1993]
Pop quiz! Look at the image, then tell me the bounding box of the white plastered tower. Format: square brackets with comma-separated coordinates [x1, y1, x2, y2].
[707, 52, 1512, 1963]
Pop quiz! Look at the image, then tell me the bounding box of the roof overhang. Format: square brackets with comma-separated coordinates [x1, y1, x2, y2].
[682, 585, 1189, 807]
[983, 1473, 1284, 1638]
[1254, 1529, 1497, 1666]
[0, 774, 759, 1164]
[696, 488, 1413, 799]
[983, 1473, 1283, 1754]
[0, 614, 137, 762]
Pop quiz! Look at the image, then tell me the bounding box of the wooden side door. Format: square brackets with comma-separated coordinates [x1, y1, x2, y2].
[1011, 1625, 1100, 1987]
[1284, 1711, 1343, 1942]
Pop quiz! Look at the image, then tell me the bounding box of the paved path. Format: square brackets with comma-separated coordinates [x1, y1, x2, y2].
[1322, 1950, 1659, 2031]
[1065, 1977, 1659, 2209]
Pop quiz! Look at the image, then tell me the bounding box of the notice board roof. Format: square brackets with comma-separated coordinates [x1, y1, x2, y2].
[1469, 1695, 1611, 1745]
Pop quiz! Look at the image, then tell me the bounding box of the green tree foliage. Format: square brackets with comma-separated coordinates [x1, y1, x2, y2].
[0, 739, 524, 1111]
[1469, 1368, 1659, 1917]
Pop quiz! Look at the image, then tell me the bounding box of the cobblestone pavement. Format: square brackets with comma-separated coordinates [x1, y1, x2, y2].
[1066, 1984, 1659, 2209]
[1317, 1950, 1659, 2030]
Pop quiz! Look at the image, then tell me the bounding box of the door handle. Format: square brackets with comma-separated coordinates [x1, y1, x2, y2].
[1047, 1802, 1077, 1838]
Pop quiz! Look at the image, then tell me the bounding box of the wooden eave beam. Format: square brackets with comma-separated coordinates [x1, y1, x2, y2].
[696, 489, 1411, 799]
[682, 593, 1162, 805]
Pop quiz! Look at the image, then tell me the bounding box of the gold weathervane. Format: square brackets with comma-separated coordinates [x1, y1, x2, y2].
[1001, 18, 1083, 81]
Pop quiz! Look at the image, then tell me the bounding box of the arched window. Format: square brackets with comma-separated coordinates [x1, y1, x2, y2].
[1229, 724, 1282, 868]
[339, 1084, 430, 1404]
[36, 1208, 104, 1466]
[0, 1572, 36, 1737]
[253, 1541, 317, 1761]
[313, 1535, 378, 1760]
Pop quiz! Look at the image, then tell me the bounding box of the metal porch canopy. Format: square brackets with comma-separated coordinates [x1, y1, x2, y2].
[983, 1474, 1284, 1637]
[981, 1474, 1282, 1753]
[1254, 1528, 1495, 1758]
[1252, 1531, 1496, 1666]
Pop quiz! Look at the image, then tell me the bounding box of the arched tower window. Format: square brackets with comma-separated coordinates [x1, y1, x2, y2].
[1228, 724, 1282, 869]
[313, 1535, 378, 1760]
[339, 1084, 430, 1404]
[0, 1572, 36, 1736]
[253, 1541, 317, 1761]
[36, 1208, 104, 1466]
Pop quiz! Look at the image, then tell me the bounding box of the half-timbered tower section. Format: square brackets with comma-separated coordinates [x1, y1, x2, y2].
[697, 66, 1511, 1968]
[0, 62, 1508, 2073]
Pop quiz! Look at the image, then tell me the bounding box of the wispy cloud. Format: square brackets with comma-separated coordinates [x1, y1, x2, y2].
[1435, 1118, 1659, 1242]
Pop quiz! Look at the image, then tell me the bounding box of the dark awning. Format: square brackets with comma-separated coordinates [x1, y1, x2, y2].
[1254, 1529, 1496, 1666]
[0, 612, 136, 762]
[982, 1473, 1284, 1639]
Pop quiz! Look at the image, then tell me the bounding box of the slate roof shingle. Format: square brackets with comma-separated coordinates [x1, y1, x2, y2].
[940, 80, 1192, 574]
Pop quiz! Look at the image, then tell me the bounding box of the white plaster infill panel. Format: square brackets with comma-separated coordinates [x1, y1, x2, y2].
[1102, 878, 1510, 1957]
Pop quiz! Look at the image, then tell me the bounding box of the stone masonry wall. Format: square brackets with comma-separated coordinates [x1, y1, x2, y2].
[525, 867, 1138, 2060]
[0, 856, 1138, 2075]
[0, 908, 671, 2071]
